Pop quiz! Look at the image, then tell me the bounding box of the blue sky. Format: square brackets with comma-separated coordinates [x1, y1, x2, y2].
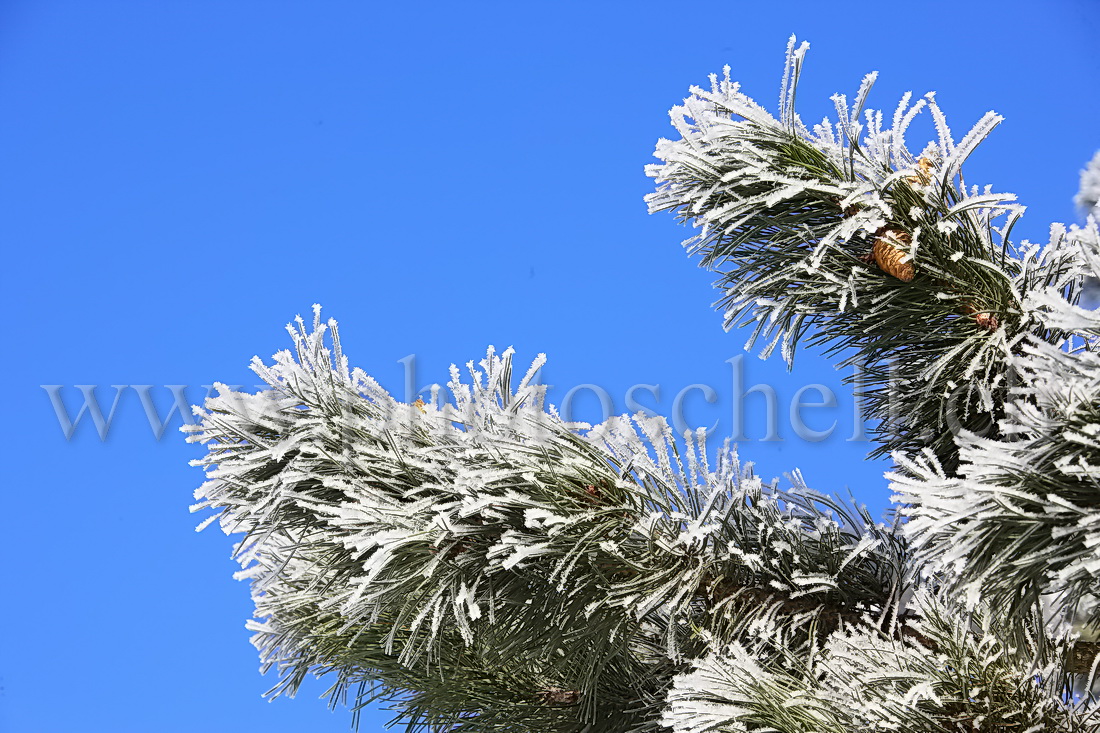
[1, 2, 1097, 731]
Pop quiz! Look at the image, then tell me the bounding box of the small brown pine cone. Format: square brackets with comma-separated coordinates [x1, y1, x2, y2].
[412, 397, 427, 413]
[538, 687, 582, 707]
[906, 156, 935, 186]
[962, 303, 999, 332]
[872, 229, 915, 282]
[973, 312, 999, 331]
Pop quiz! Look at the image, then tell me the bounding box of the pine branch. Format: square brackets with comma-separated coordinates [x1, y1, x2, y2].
[186, 309, 945, 731]
[645, 36, 1089, 476]
[188, 307, 1100, 729]
[699, 556, 1100, 675]
[644, 37, 1100, 723]
[187, 312, 691, 730]
[665, 589, 1100, 732]
[186, 38, 1100, 732]
[894, 285, 1100, 634]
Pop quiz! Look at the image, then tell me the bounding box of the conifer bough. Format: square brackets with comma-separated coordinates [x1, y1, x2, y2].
[189, 38, 1100, 731]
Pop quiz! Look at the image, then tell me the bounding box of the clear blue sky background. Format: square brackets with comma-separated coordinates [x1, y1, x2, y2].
[1, 2, 1097, 731]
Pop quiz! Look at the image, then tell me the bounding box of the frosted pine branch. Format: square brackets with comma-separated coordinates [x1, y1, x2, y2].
[895, 221, 1100, 635]
[663, 594, 1093, 732]
[645, 35, 1089, 476]
[185, 38, 1100, 733]
[187, 307, 913, 731]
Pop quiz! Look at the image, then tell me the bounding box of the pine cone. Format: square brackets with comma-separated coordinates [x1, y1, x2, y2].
[906, 156, 935, 187]
[962, 303, 999, 332]
[873, 228, 915, 282]
[973, 312, 998, 330]
[538, 687, 581, 707]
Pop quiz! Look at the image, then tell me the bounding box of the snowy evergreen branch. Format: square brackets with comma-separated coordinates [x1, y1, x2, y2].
[663, 594, 1092, 732]
[894, 224, 1100, 638]
[187, 307, 913, 731]
[187, 37, 1100, 732]
[645, 36, 1090, 475]
[643, 35, 1100, 723]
